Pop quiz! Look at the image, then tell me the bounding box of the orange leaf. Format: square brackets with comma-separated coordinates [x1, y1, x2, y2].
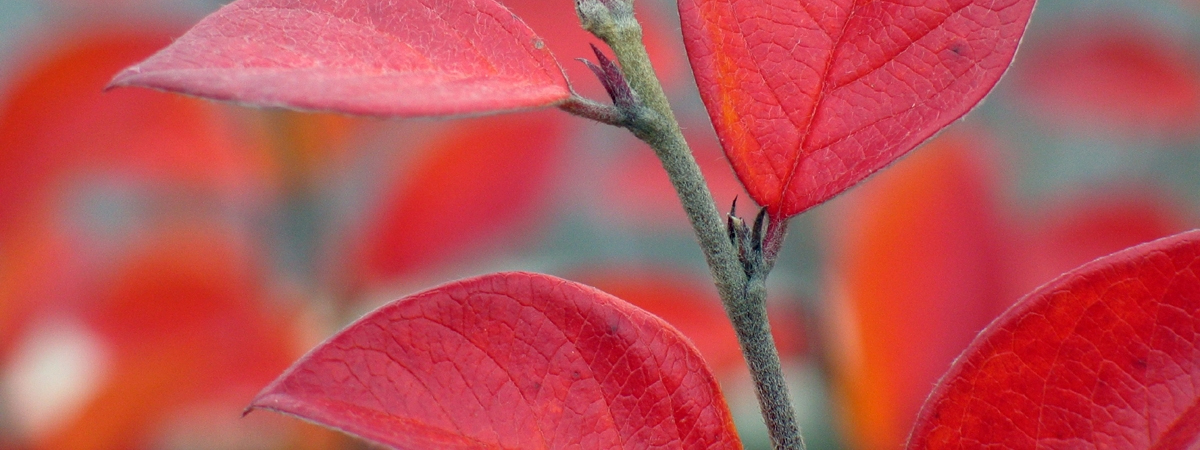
[824, 131, 1006, 449]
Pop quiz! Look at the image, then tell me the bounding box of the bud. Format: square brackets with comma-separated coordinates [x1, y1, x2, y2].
[580, 44, 637, 109]
[575, 0, 635, 41]
[726, 197, 770, 278]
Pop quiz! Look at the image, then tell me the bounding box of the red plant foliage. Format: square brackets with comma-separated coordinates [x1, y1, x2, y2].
[90, 0, 1179, 448]
[678, 0, 1036, 218]
[825, 131, 1006, 448]
[249, 272, 742, 449]
[108, 0, 571, 117]
[909, 229, 1200, 448]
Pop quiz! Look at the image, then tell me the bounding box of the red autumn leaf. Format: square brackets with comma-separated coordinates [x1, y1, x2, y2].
[249, 272, 742, 449]
[1012, 18, 1200, 137]
[824, 131, 1006, 449]
[108, 0, 571, 117]
[908, 229, 1200, 448]
[345, 110, 566, 287]
[678, 0, 1035, 219]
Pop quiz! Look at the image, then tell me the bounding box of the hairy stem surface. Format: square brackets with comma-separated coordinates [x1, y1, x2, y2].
[567, 3, 804, 448]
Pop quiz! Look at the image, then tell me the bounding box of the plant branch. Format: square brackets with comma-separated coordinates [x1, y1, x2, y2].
[575, 2, 804, 448]
[576, 0, 742, 312]
[558, 95, 626, 127]
[737, 273, 804, 450]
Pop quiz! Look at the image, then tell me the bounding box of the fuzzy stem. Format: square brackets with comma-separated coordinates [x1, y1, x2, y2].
[736, 264, 803, 449]
[558, 95, 626, 127]
[575, 3, 804, 448]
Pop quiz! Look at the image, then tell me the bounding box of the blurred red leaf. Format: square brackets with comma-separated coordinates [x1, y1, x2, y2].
[1011, 189, 1191, 299]
[35, 336, 346, 450]
[82, 226, 273, 353]
[1013, 19, 1200, 136]
[909, 229, 1200, 448]
[33, 226, 323, 449]
[250, 272, 742, 449]
[575, 267, 806, 378]
[349, 111, 566, 286]
[678, 0, 1034, 219]
[0, 29, 270, 241]
[824, 131, 1006, 449]
[0, 223, 79, 364]
[109, 0, 571, 117]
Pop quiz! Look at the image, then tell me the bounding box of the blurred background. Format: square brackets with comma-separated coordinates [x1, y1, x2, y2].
[1, 0, 1199, 448]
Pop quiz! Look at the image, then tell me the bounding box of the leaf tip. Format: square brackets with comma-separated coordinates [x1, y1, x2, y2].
[105, 66, 141, 92]
[243, 390, 276, 417]
[244, 376, 292, 418]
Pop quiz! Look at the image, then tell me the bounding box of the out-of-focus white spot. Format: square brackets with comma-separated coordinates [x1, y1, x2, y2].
[2, 317, 111, 440]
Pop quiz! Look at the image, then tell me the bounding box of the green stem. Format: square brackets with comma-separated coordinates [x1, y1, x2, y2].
[736, 269, 803, 450]
[566, 2, 805, 448]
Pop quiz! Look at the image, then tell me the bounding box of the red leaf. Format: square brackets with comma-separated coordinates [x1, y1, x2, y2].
[1012, 18, 1200, 137]
[347, 111, 567, 286]
[678, 0, 1035, 219]
[250, 272, 742, 449]
[108, 0, 571, 117]
[823, 131, 1006, 449]
[908, 229, 1200, 448]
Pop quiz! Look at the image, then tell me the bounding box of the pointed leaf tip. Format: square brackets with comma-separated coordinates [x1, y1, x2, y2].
[111, 0, 571, 117]
[679, 0, 1036, 218]
[252, 272, 742, 449]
